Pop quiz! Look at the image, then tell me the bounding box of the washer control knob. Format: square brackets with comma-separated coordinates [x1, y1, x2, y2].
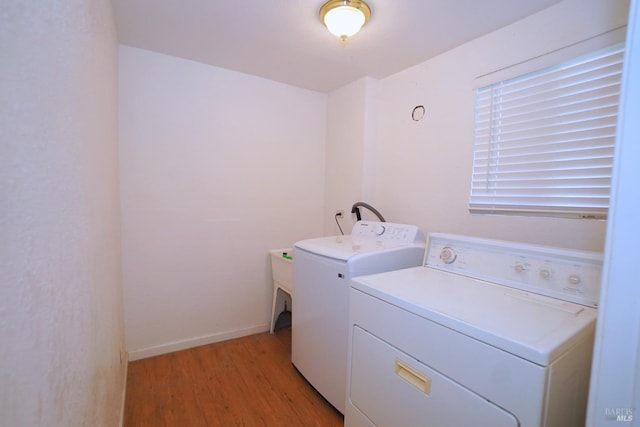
[374, 225, 386, 236]
[568, 275, 581, 286]
[539, 269, 551, 279]
[514, 264, 527, 273]
[440, 247, 456, 264]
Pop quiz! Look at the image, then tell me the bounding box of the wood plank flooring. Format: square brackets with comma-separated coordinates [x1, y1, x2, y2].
[124, 328, 344, 426]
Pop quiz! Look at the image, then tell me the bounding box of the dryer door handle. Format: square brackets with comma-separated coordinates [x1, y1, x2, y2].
[395, 359, 431, 395]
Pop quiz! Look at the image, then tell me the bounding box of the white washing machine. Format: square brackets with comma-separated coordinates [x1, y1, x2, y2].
[292, 221, 425, 414]
[346, 233, 603, 427]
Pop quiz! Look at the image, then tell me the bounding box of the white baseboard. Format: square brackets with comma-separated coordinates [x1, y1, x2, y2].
[119, 350, 129, 427]
[127, 323, 270, 361]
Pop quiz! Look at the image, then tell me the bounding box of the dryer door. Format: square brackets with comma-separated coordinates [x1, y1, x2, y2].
[348, 326, 519, 427]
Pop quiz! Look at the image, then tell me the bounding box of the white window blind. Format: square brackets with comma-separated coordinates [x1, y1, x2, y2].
[470, 44, 624, 219]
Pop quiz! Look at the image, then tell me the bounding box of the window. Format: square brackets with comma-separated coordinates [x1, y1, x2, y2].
[470, 44, 624, 219]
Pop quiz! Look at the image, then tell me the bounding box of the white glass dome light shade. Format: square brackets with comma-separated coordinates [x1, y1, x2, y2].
[319, 0, 371, 41]
[324, 6, 366, 39]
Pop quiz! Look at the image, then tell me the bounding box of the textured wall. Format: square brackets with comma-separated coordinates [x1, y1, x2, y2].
[0, 1, 125, 426]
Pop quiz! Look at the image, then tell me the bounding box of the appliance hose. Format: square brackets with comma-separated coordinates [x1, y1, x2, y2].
[350, 202, 386, 222]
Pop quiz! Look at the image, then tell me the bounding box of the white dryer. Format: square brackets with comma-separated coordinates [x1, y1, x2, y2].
[346, 233, 603, 427]
[292, 221, 425, 414]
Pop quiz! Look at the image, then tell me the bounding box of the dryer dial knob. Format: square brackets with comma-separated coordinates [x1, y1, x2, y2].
[440, 247, 456, 264]
[568, 275, 582, 285]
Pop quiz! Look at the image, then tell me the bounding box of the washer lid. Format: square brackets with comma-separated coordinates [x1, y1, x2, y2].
[351, 266, 598, 366]
[294, 235, 420, 261]
[294, 221, 425, 262]
[294, 235, 358, 261]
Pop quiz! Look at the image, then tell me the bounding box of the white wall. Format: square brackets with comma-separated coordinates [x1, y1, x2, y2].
[119, 46, 327, 359]
[588, 0, 640, 422]
[323, 78, 368, 234]
[0, 1, 125, 426]
[323, 77, 385, 235]
[325, 0, 629, 251]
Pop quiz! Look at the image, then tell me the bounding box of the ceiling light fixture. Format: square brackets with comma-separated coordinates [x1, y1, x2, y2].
[319, 0, 371, 42]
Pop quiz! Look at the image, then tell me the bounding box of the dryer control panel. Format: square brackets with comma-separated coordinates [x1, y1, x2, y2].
[425, 233, 603, 307]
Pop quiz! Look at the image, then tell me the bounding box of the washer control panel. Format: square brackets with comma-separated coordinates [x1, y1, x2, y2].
[426, 233, 603, 307]
[351, 221, 425, 249]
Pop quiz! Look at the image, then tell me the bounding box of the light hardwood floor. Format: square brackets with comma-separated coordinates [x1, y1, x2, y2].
[124, 328, 344, 426]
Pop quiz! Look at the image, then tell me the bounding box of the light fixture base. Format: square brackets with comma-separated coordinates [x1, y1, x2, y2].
[320, 0, 371, 40]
